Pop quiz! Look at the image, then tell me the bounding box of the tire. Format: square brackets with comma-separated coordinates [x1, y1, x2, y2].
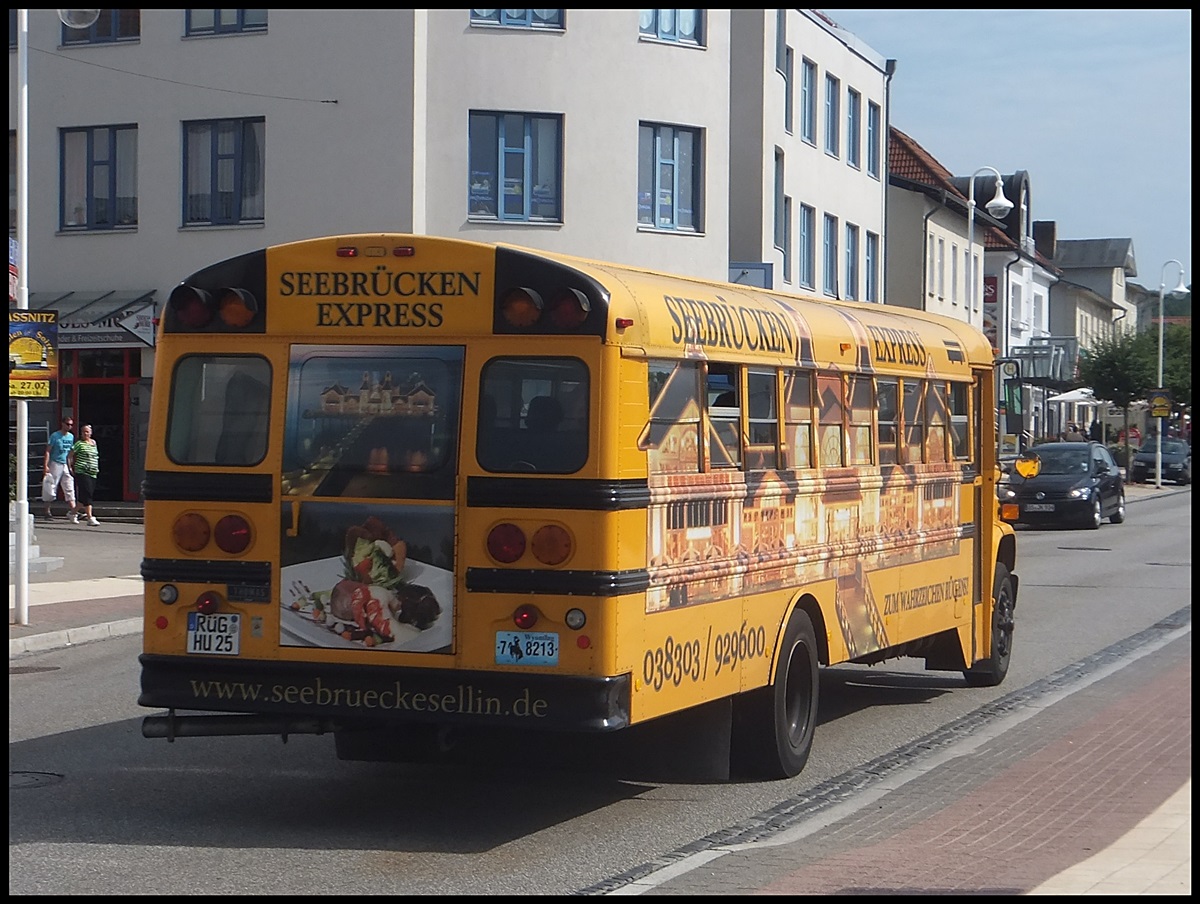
[1084, 496, 1102, 530]
[1109, 491, 1126, 524]
[964, 563, 1015, 687]
[731, 608, 819, 780]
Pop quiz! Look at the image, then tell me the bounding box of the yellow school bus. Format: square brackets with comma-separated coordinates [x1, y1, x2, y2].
[139, 233, 1018, 779]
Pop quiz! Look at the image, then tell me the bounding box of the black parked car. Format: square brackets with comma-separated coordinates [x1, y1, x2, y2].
[1128, 438, 1192, 485]
[998, 441, 1125, 530]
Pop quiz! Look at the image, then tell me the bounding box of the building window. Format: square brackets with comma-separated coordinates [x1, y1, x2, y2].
[824, 73, 840, 157]
[782, 196, 792, 283]
[60, 125, 138, 230]
[865, 231, 879, 302]
[937, 237, 945, 298]
[185, 9, 268, 36]
[799, 204, 815, 289]
[866, 101, 881, 179]
[638, 122, 702, 232]
[182, 118, 264, 226]
[8, 10, 16, 50]
[846, 88, 861, 169]
[823, 213, 838, 296]
[951, 243, 959, 305]
[844, 223, 859, 300]
[773, 150, 785, 250]
[775, 9, 787, 72]
[972, 253, 980, 309]
[639, 9, 703, 45]
[469, 112, 562, 222]
[800, 59, 817, 145]
[783, 47, 794, 134]
[470, 9, 563, 29]
[61, 9, 140, 45]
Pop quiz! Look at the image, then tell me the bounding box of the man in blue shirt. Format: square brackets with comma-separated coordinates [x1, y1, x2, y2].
[41, 416, 78, 520]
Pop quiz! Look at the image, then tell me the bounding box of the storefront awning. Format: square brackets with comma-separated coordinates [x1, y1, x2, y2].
[27, 290, 157, 347]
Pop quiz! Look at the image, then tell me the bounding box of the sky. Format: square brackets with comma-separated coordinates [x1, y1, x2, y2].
[818, 9, 1192, 291]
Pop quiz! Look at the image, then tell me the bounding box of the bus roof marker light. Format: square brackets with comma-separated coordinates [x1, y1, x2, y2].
[615, 317, 634, 329]
[216, 287, 258, 328]
[500, 287, 544, 329]
[364, 246, 387, 257]
[167, 284, 214, 329]
[336, 246, 359, 257]
[393, 246, 415, 257]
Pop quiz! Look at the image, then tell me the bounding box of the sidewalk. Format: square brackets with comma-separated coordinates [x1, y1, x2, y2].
[8, 484, 1191, 896]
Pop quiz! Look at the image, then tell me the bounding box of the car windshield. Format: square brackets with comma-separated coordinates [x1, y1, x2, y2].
[1031, 448, 1089, 475]
[1140, 439, 1187, 455]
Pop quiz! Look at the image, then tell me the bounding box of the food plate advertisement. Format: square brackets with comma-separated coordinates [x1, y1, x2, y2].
[279, 501, 454, 654]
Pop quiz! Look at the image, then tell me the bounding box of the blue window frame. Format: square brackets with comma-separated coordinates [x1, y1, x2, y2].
[823, 213, 838, 296]
[800, 59, 817, 144]
[638, 123, 702, 232]
[182, 118, 265, 226]
[799, 204, 815, 289]
[867, 101, 881, 179]
[60, 125, 138, 230]
[824, 74, 840, 157]
[865, 231, 880, 301]
[847, 88, 861, 169]
[8, 10, 16, 50]
[845, 223, 859, 300]
[470, 9, 563, 29]
[185, 9, 268, 36]
[783, 47, 794, 134]
[468, 112, 562, 222]
[639, 9, 703, 46]
[61, 9, 140, 45]
[773, 150, 785, 250]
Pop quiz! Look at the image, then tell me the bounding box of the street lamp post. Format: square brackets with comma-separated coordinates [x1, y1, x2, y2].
[1155, 259, 1186, 489]
[966, 167, 1013, 465]
[13, 9, 101, 627]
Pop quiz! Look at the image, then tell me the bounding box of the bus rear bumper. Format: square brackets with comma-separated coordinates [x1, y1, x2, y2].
[138, 654, 631, 735]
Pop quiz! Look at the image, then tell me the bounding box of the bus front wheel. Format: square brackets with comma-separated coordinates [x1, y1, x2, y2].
[731, 608, 819, 780]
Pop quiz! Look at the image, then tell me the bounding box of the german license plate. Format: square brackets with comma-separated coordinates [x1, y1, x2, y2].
[187, 612, 241, 655]
[1024, 503, 1055, 512]
[495, 631, 559, 666]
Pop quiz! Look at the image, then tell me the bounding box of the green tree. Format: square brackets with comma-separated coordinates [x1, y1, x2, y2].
[1077, 329, 1154, 468]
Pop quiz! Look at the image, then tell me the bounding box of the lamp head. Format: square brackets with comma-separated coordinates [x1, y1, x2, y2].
[984, 180, 1013, 219]
[1170, 273, 1188, 296]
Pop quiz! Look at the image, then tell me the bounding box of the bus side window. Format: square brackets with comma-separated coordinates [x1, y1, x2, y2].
[746, 370, 779, 470]
[643, 360, 701, 474]
[876, 378, 899, 465]
[949, 382, 970, 461]
[816, 372, 844, 467]
[903, 380, 926, 464]
[707, 368, 741, 469]
[847, 374, 873, 465]
[782, 370, 813, 469]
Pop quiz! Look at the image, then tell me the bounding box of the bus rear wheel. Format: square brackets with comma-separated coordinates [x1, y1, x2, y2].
[964, 563, 1015, 687]
[731, 608, 819, 780]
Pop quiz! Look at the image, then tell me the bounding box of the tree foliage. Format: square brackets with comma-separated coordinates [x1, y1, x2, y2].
[1076, 330, 1154, 411]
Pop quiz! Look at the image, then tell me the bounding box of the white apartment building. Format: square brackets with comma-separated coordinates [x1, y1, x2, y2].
[10, 9, 890, 500]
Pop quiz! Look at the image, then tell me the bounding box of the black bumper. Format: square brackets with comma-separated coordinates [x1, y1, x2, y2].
[139, 654, 630, 733]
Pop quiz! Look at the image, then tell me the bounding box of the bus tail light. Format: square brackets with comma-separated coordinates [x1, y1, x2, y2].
[487, 523, 526, 563]
[167, 284, 215, 329]
[173, 512, 211, 552]
[500, 288, 543, 329]
[513, 604, 538, 630]
[546, 288, 590, 330]
[531, 524, 572, 565]
[213, 514, 252, 554]
[196, 591, 222, 615]
[216, 288, 259, 328]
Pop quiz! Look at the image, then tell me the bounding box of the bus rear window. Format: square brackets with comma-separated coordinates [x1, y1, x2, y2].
[478, 357, 588, 473]
[166, 355, 271, 466]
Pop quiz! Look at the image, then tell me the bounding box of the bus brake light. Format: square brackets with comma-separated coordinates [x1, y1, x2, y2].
[547, 288, 590, 330]
[196, 591, 222, 615]
[173, 512, 212, 552]
[213, 514, 252, 554]
[513, 605, 538, 630]
[487, 523, 526, 563]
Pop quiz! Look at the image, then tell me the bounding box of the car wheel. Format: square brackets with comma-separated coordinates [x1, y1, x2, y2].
[1109, 491, 1125, 524]
[1085, 496, 1102, 530]
[965, 563, 1015, 687]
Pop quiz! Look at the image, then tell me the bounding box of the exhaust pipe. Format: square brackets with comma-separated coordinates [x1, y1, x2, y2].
[143, 711, 340, 741]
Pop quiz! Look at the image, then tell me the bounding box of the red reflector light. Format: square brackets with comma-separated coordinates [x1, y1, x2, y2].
[155, 616, 169, 630]
[500, 287, 543, 328]
[168, 284, 214, 329]
[214, 514, 252, 554]
[577, 635, 591, 649]
[336, 246, 359, 257]
[393, 246, 415, 257]
[216, 287, 258, 328]
[513, 605, 538, 630]
[487, 523, 526, 564]
[547, 288, 590, 330]
[196, 591, 221, 615]
[615, 317, 634, 329]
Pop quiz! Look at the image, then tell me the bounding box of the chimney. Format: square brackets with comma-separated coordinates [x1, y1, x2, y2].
[1033, 221, 1057, 261]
